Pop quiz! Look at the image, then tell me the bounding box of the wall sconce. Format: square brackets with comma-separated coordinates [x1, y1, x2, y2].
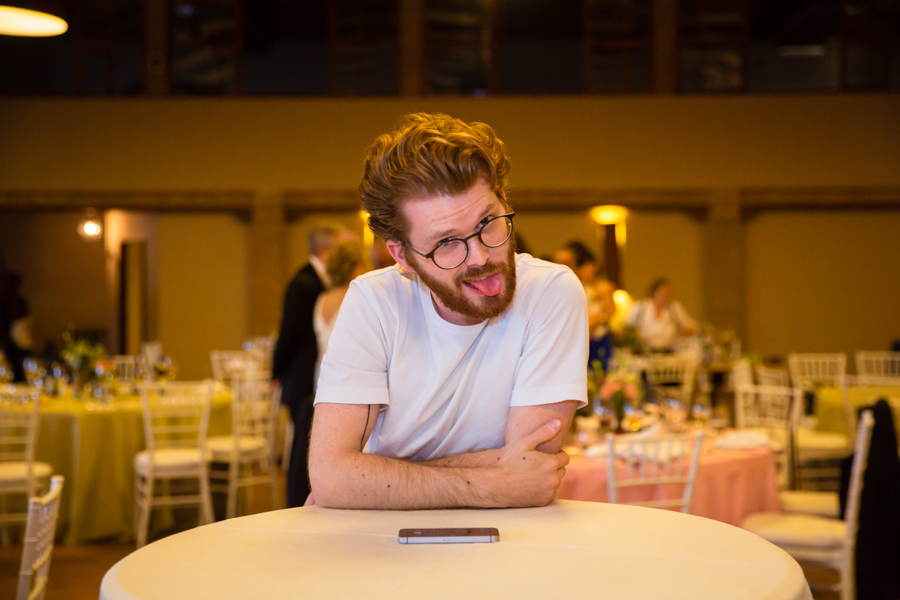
[78, 209, 103, 241]
[0, 2, 68, 37]
[590, 205, 628, 288]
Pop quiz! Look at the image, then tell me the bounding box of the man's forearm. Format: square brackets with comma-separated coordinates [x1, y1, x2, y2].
[311, 451, 504, 510]
[423, 448, 501, 468]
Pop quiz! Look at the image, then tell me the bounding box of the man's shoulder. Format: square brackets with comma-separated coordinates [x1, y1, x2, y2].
[514, 253, 581, 295]
[350, 265, 418, 304]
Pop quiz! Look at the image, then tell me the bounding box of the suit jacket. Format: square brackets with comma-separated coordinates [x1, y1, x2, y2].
[272, 263, 325, 414]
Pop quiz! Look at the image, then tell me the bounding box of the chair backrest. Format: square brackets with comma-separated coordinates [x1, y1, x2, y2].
[841, 375, 900, 445]
[855, 351, 900, 380]
[0, 388, 41, 492]
[231, 375, 280, 456]
[645, 355, 698, 403]
[605, 429, 704, 513]
[17, 476, 64, 600]
[731, 358, 754, 388]
[844, 410, 875, 546]
[139, 382, 212, 455]
[110, 355, 137, 382]
[734, 383, 801, 434]
[210, 350, 259, 386]
[788, 353, 847, 389]
[755, 364, 790, 387]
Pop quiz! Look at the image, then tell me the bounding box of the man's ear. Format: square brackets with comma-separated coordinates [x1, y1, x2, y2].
[386, 240, 413, 272]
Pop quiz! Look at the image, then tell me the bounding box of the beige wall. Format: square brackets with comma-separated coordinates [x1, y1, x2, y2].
[745, 211, 900, 361]
[0, 211, 109, 352]
[1, 95, 898, 191]
[156, 214, 249, 380]
[623, 211, 705, 322]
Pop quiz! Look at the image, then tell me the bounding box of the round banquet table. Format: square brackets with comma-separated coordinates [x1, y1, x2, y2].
[35, 386, 233, 544]
[100, 500, 812, 600]
[557, 441, 781, 526]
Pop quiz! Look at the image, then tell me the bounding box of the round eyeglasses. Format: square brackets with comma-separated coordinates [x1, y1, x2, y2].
[408, 212, 515, 270]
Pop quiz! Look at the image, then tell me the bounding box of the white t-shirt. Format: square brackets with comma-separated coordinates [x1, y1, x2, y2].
[314, 254, 588, 461]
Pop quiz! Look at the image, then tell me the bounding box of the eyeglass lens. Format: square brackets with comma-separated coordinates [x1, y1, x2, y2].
[433, 216, 512, 269]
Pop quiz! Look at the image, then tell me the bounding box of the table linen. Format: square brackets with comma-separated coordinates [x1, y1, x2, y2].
[35, 388, 232, 544]
[100, 499, 811, 600]
[558, 442, 781, 526]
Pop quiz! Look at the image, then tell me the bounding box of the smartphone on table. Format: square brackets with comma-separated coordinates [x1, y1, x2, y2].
[398, 527, 499, 544]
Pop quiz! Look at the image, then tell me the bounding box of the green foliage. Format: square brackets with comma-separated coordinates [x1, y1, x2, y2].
[60, 331, 106, 379]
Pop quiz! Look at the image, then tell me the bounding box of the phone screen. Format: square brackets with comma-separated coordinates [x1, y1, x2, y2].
[398, 527, 499, 544]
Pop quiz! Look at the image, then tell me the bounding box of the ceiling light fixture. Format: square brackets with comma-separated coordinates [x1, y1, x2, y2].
[78, 209, 103, 241]
[0, 2, 68, 37]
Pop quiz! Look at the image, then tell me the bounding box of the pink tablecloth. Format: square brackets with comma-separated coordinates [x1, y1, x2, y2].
[557, 445, 781, 526]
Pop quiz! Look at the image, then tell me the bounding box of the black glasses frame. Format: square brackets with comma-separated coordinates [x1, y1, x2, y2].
[407, 212, 516, 270]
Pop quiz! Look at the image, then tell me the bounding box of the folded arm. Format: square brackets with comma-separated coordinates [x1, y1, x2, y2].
[307, 401, 576, 509]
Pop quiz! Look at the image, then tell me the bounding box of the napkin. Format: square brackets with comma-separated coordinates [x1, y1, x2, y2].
[715, 429, 770, 449]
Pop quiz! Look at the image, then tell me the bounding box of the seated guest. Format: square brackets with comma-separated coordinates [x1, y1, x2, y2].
[313, 240, 369, 381]
[554, 241, 616, 370]
[308, 113, 587, 510]
[626, 277, 696, 351]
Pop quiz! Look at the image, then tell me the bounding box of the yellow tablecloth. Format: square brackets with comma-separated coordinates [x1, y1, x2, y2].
[36, 388, 232, 545]
[815, 385, 900, 437]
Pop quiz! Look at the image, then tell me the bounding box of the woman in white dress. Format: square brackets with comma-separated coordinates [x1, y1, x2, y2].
[313, 240, 369, 384]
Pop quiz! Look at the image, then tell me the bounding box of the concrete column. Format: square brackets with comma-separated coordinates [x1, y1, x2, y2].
[398, 0, 425, 96]
[705, 190, 744, 338]
[248, 192, 286, 337]
[652, 0, 677, 94]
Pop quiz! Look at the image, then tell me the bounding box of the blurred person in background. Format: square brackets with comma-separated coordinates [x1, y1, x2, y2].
[554, 241, 616, 371]
[273, 226, 336, 507]
[369, 237, 395, 270]
[313, 240, 369, 380]
[626, 277, 696, 352]
[2, 272, 37, 382]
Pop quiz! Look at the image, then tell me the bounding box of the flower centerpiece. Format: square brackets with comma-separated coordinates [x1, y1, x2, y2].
[61, 332, 106, 398]
[599, 367, 641, 434]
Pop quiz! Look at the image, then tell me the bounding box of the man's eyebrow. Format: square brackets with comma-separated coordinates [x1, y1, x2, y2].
[430, 205, 497, 243]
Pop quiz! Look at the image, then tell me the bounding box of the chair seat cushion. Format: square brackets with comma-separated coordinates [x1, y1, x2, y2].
[0, 461, 53, 489]
[779, 490, 840, 519]
[207, 435, 267, 459]
[796, 430, 851, 459]
[134, 449, 206, 476]
[742, 512, 846, 549]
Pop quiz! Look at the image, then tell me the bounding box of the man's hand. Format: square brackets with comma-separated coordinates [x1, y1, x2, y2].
[493, 419, 569, 507]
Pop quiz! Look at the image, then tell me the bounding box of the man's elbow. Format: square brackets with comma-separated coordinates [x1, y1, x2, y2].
[307, 452, 348, 508]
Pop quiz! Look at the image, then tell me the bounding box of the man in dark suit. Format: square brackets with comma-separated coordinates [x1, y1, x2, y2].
[272, 227, 336, 507]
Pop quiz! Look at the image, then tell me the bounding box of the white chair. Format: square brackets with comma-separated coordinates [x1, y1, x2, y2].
[644, 354, 697, 408]
[605, 429, 704, 513]
[788, 353, 847, 389]
[210, 350, 259, 387]
[135, 381, 214, 548]
[243, 336, 276, 375]
[208, 375, 281, 518]
[0, 388, 53, 532]
[855, 351, 900, 381]
[742, 410, 875, 600]
[731, 358, 754, 388]
[734, 383, 801, 488]
[140, 341, 163, 377]
[756, 364, 790, 387]
[16, 475, 64, 600]
[110, 355, 138, 394]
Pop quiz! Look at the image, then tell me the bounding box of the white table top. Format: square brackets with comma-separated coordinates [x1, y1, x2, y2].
[101, 500, 812, 600]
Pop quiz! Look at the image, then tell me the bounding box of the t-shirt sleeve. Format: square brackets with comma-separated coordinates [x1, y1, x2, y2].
[313, 281, 391, 407]
[510, 269, 588, 408]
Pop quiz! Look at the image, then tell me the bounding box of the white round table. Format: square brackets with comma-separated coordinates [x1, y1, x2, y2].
[101, 500, 812, 600]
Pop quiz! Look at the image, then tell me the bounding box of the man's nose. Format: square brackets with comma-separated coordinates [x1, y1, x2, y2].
[464, 236, 490, 267]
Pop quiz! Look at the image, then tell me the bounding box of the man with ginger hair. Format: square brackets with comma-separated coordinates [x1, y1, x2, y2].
[308, 113, 587, 509]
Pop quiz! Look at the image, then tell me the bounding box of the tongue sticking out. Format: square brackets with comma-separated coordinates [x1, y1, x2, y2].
[465, 273, 502, 297]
